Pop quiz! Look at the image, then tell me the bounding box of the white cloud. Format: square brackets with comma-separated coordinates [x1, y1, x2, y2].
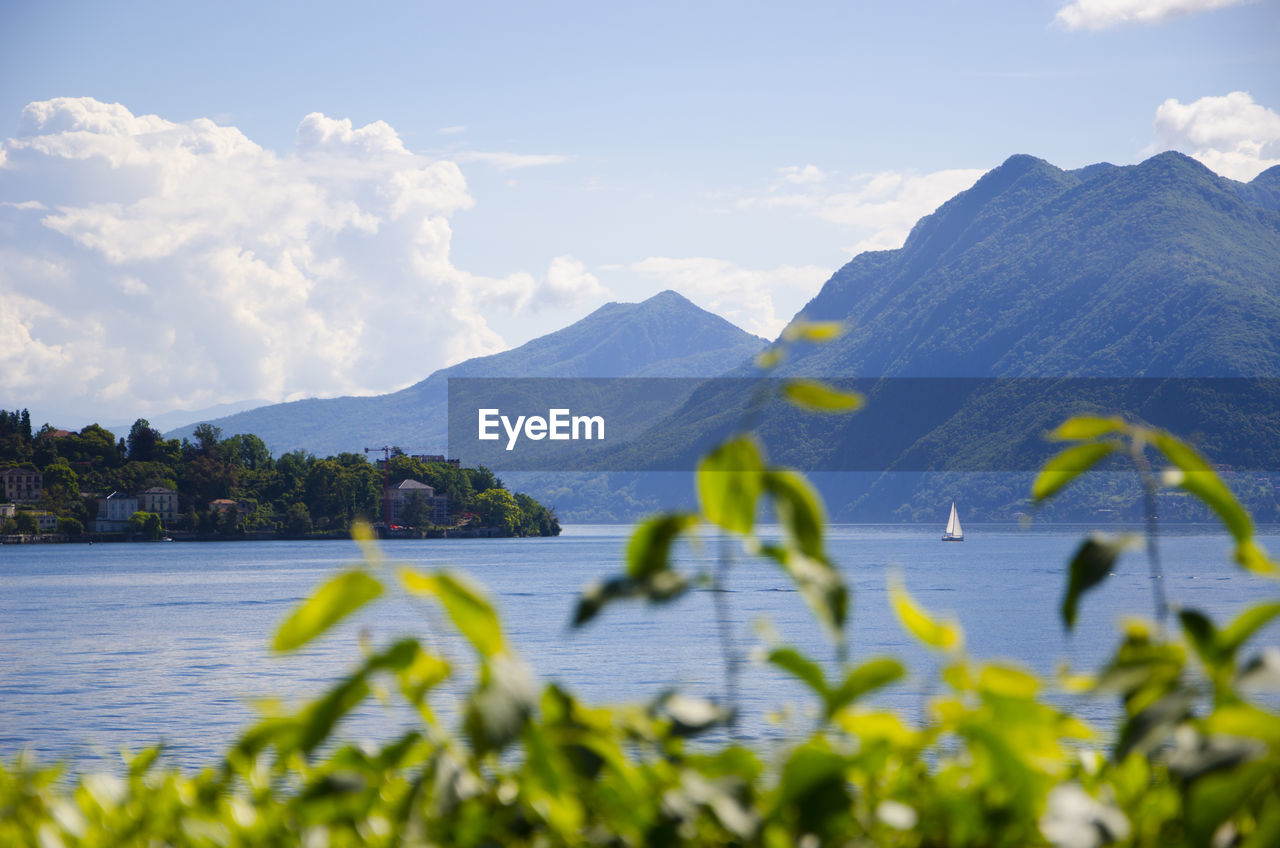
[539, 256, 608, 308]
[0, 97, 598, 423]
[1148, 91, 1280, 180]
[626, 257, 829, 339]
[456, 256, 608, 316]
[746, 168, 984, 255]
[295, 112, 408, 156]
[1054, 0, 1253, 30]
[779, 164, 827, 185]
[437, 125, 467, 135]
[453, 151, 570, 170]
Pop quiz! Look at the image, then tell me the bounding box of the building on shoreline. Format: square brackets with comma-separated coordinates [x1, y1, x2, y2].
[388, 479, 449, 526]
[0, 468, 42, 502]
[139, 487, 178, 524]
[94, 491, 139, 533]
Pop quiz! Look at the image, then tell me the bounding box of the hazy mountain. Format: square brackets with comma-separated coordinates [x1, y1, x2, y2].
[790, 151, 1280, 378]
[606, 152, 1280, 521]
[168, 153, 1280, 523]
[104, 398, 271, 436]
[165, 290, 767, 457]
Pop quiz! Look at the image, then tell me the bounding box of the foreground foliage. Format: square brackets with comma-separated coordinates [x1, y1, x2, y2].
[4, 359, 1280, 844]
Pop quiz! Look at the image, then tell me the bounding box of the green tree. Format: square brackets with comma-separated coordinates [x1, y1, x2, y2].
[126, 419, 161, 462]
[13, 511, 38, 534]
[514, 491, 560, 537]
[126, 510, 162, 541]
[192, 423, 223, 457]
[58, 424, 123, 474]
[221, 433, 272, 470]
[401, 491, 432, 529]
[38, 459, 83, 519]
[473, 488, 520, 535]
[56, 516, 82, 536]
[467, 465, 501, 495]
[281, 503, 312, 538]
[40, 458, 79, 498]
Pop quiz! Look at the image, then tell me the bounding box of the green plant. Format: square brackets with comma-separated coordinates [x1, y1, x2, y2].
[3, 351, 1279, 845]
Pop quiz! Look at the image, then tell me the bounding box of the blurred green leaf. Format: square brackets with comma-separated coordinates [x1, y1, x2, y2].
[754, 347, 785, 370]
[1203, 703, 1280, 746]
[1115, 692, 1193, 760]
[1155, 432, 1276, 574]
[1187, 760, 1269, 846]
[781, 320, 845, 343]
[572, 576, 627, 627]
[762, 544, 848, 644]
[776, 742, 846, 807]
[273, 569, 383, 652]
[1234, 538, 1277, 576]
[1062, 534, 1135, 631]
[697, 436, 764, 534]
[1220, 602, 1280, 657]
[297, 675, 371, 755]
[763, 470, 826, 561]
[827, 658, 904, 718]
[781, 380, 863, 413]
[889, 571, 963, 652]
[1049, 416, 1126, 441]
[1179, 609, 1221, 668]
[626, 513, 697, 579]
[1032, 441, 1115, 502]
[1153, 433, 1247, 538]
[572, 570, 689, 628]
[400, 568, 504, 657]
[767, 647, 828, 698]
[1244, 802, 1280, 848]
[464, 654, 535, 755]
[977, 663, 1040, 700]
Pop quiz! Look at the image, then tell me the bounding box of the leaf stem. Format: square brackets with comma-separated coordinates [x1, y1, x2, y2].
[713, 532, 741, 736]
[1130, 437, 1169, 628]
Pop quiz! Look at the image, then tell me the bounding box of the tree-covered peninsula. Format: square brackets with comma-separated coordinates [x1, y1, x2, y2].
[0, 410, 559, 539]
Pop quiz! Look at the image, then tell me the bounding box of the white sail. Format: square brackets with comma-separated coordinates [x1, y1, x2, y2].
[943, 502, 963, 540]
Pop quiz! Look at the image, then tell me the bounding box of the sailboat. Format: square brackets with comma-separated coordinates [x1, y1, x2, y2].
[942, 502, 964, 542]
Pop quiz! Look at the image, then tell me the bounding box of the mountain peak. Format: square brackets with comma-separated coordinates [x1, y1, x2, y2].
[642, 289, 692, 306]
[1136, 149, 1216, 177]
[164, 287, 767, 452]
[893, 153, 1072, 271]
[1251, 163, 1280, 188]
[993, 153, 1054, 176]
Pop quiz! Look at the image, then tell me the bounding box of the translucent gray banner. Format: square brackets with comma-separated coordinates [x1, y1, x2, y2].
[446, 377, 1280, 472]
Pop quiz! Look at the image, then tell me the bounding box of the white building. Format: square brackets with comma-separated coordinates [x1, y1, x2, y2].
[95, 491, 139, 533]
[138, 486, 178, 524]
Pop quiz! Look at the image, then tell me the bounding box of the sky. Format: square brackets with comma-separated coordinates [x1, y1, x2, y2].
[2, 0, 1279, 427]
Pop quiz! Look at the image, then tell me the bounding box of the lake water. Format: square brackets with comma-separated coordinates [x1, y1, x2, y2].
[2, 523, 1276, 771]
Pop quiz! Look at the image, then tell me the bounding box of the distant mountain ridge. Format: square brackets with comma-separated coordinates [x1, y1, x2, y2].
[595, 152, 1280, 521]
[166, 290, 767, 456]
[787, 151, 1280, 379]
